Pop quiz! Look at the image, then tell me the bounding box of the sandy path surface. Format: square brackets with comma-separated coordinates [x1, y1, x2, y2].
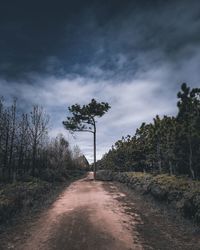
[17, 172, 140, 250]
[1, 172, 200, 250]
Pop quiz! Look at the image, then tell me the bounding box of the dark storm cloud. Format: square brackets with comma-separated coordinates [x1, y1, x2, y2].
[0, 0, 128, 78]
[0, 0, 200, 80]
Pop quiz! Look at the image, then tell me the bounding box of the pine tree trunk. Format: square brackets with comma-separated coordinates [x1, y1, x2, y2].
[93, 122, 96, 180]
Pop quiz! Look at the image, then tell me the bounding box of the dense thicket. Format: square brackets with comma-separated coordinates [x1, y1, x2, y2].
[0, 99, 83, 183]
[99, 83, 200, 179]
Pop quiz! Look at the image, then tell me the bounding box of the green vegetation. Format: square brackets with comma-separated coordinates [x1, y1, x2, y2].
[0, 170, 84, 224]
[0, 178, 51, 223]
[99, 83, 200, 179]
[63, 98, 110, 178]
[111, 172, 200, 224]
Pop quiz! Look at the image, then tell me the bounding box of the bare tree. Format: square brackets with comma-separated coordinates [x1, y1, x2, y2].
[29, 106, 49, 176]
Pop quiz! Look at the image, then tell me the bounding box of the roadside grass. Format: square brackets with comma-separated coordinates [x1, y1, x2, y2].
[0, 170, 86, 225]
[112, 172, 200, 224]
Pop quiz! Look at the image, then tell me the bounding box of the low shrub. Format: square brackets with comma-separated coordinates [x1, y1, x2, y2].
[110, 172, 200, 224]
[0, 179, 51, 223]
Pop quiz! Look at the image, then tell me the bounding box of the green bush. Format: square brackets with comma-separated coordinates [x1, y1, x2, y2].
[0, 179, 51, 223]
[111, 172, 200, 224]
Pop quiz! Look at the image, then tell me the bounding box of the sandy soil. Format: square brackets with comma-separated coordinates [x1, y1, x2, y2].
[0, 172, 200, 250]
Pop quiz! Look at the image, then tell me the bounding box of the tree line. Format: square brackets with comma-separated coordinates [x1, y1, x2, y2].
[99, 83, 200, 179]
[0, 98, 83, 183]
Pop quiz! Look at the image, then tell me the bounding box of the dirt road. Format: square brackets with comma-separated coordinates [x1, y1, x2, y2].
[1, 173, 200, 250]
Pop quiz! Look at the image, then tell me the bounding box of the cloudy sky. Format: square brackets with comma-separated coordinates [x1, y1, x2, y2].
[0, 0, 200, 162]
